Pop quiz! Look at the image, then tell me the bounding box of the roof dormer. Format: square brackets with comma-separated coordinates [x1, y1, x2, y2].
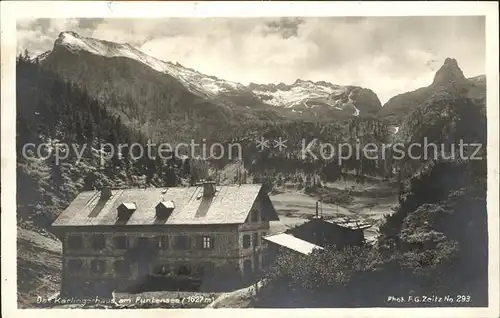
[156, 201, 175, 219]
[117, 202, 136, 220]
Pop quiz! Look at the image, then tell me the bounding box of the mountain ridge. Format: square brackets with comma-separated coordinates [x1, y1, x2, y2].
[37, 31, 383, 119]
[35, 31, 486, 138]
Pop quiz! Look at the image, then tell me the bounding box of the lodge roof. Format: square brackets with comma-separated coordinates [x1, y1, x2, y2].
[263, 233, 324, 255]
[52, 184, 275, 227]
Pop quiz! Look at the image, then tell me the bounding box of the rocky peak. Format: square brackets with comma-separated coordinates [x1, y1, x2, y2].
[431, 57, 467, 87]
[55, 31, 79, 45]
[444, 57, 459, 67]
[58, 31, 80, 39]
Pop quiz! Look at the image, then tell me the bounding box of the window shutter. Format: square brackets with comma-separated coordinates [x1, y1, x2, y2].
[211, 236, 215, 249]
[196, 235, 203, 249]
[158, 236, 167, 249]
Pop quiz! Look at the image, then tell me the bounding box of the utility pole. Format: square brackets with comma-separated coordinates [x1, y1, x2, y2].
[320, 198, 323, 218]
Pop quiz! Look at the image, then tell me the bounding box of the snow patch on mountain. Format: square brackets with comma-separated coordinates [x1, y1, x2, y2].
[53, 31, 246, 98]
[346, 90, 360, 116]
[249, 80, 366, 116]
[388, 125, 400, 135]
[31, 50, 51, 62]
[352, 106, 360, 116]
[252, 81, 347, 108]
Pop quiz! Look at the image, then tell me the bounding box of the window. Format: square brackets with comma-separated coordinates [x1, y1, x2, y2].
[252, 233, 259, 247]
[90, 260, 106, 274]
[174, 236, 190, 250]
[67, 235, 83, 250]
[113, 236, 128, 249]
[67, 259, 83, 273]
[261, 232, 268, 247]
[157, 236, 168, 249]
[202, 236, 214, 249]
[176, 265, 191, 276]
[113, 260, 130, 276]
[242, 235, 251, 248]
[91, 234, 106, 250]
[157, 264, 170, 275]
[261, 210, 267, 221]
[136, 237, 149, 248]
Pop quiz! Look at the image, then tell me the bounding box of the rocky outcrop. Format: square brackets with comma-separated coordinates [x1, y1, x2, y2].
[378, 58, 486, 125]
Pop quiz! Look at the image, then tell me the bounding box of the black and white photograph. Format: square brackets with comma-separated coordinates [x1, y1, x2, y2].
[1, 1, 499, 316]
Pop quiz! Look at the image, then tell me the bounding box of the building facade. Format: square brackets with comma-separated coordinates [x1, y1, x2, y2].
[286, 217, 367, 248]
[51, 182, 279, 296]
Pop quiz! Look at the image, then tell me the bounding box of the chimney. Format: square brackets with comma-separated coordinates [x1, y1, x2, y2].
[100, 186, 112, 200]
[315, 202, 319, 219]
[203, 181, 216, 198]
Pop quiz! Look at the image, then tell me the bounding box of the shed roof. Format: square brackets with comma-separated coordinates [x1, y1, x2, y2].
[52, 184, 271, 227]
[323, 218, 372, 230]
[307, 216, 372, 230]
[263, 233, 324, 255]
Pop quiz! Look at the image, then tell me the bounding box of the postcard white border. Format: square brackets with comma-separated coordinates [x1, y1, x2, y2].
[1, 1, 499, 318]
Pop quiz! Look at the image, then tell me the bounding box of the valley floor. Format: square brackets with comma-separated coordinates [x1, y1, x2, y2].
[269, 178, 399, 243]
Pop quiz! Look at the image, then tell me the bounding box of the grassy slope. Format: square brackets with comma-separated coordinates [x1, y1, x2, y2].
[17, 229, 62, 308]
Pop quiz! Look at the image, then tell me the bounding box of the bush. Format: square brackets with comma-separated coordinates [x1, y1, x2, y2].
[263, 245, 374, 291]
[256, 158, 487, 307]
[321, 190, 353, 205]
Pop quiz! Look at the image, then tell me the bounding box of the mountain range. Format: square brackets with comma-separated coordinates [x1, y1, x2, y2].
[34, 31, 486, 141]
[38, 31, 383, 118]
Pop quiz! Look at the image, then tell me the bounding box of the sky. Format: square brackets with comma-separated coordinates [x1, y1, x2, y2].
[17, 17, 485, 104]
